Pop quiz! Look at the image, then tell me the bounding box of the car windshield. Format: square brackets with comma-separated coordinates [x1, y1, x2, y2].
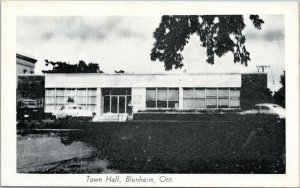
[254, 106, 260, 110]
[260, 106, 269, 110]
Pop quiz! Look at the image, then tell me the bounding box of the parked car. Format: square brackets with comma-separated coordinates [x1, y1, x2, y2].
[240, 103, 285, 119]
[53, 104, 94, 121]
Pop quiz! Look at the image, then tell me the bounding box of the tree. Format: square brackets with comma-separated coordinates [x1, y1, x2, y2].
[151, 15, 264, 70]
[273, 71, 285, 107]
[17, 76, 45, 100]
[42, 59, 104, 73]
[115, 70, 125, 73]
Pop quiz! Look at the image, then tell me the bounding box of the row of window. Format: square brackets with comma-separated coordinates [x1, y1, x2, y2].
[146, 88, 179, 108]
[146, 88, 240, 109]
[45, 88, 97, 112]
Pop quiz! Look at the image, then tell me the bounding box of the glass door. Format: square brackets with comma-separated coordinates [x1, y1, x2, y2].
[119, 96, 126, 113]
[111, 96, 118, 113]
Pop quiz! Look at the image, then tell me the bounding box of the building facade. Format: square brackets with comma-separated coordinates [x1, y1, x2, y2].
[44, 73, 267, 121]
[16, 54, 37, 75]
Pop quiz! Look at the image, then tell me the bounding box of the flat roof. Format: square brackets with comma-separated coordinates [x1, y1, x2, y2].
[44, 72, 266, 76]
[16, 54, 37, 63]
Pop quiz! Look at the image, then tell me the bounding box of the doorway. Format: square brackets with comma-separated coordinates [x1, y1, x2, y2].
[111, 96, 126, 114]
[102, 88, 131, 114]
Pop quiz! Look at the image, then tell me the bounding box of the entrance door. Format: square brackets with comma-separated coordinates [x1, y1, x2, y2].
[119, 96, 126, 113]
[111, 96, 118, 113]
[110, 96, 126, 114]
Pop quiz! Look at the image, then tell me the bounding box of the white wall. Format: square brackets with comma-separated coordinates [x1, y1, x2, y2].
[45, 73, 242, 88]
[132, 88, 146, 112]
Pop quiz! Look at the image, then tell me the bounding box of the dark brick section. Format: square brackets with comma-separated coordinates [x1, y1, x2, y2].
[241, 74, 273, 110]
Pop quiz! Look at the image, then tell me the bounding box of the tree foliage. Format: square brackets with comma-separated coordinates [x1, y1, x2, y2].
[42, 60, 104, 73]
[273, 71, 285, 107]
[151, 15, 264, 70]
[17, 76, 45, 100]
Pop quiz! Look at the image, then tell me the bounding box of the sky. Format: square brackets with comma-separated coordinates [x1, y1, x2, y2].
[17, 15, 285, 92]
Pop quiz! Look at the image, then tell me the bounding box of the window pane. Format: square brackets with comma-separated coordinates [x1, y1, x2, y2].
[111, 88, 127, 95]
[183, 88, 194, 98]
[230, 98, 240, 107]
[45, 97, 55, 104]
[125, 88, 131, 95]
[46, 89, 55, 96]
[77, 96, 86, 105]
[56, 96, 65, 105]
[168, 101, 179, 108]
[218, 89, 229, 97]
[218, 98, 229, 108]
[56, 89, 65, 96]
[261, 106, 269, 110]
[146, 101, 156, 108]
[157, 101, 167, 108]
[77, 88, 86, 96]
[87, 88, 97, 96]
[104, 96, 110, 113]
[206, 98, 217, 108]
[195, 89, 205, 98]
[146, 89, 156, 101]
[168, 88, 179, 101]
[157, 88, 167, 108]
[230, 89, 240, 97]
[183, 99, 194, 108]
[102, 88, 110, 95]
[66, 89, 76, 96]
[157, 88, 167, 100]
[195, 99, 205, 108]
[87, 96, 96, 104]
[206, 89, 217, 96]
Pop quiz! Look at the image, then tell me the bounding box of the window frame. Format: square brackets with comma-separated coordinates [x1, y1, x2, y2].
[146, 88, 179, 109]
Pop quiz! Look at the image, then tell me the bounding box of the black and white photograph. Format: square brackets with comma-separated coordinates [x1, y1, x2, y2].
[1, 1, 299, 187]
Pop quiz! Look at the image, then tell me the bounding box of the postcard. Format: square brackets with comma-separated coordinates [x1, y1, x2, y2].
[1, 1, 299, 187]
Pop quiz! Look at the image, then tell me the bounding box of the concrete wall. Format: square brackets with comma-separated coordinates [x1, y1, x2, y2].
[16, 58, 35, 75]
[45, 73, 242, 88]
[132, 88, 146, 112]
[241, 73, 269, 109]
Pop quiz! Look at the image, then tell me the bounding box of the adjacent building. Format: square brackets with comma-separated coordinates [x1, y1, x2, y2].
[44, 73, 268, 121]
[16, 53, 37, 75]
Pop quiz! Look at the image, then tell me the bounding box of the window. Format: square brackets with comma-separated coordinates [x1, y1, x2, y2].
[260, 106, 269, 110]
[218, 89, 229, 108]
[183, 88, 205, 109]
[206, 89, 217, 108]
[87, 88, 97, 112]
[183, 88, 240, 109]
[45, 88, 97, 113]
[157, 88, 167, 108]
[195, 89, 205, 108]
[230, 88, 240, 107]
[77, 88, 87, 105]
[146, 88, 156, 108]
[45, 88, 56, 112]
[146, 88, 179, 109]
[168, 88, 179, 108]
[56, 88, 65, 105]
[183, 89, 194, 109]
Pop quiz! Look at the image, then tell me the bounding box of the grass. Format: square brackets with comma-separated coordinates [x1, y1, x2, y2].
[17, 114, 285, 173]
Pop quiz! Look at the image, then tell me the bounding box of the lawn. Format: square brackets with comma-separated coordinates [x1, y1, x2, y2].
[17, 114, 285, 173]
